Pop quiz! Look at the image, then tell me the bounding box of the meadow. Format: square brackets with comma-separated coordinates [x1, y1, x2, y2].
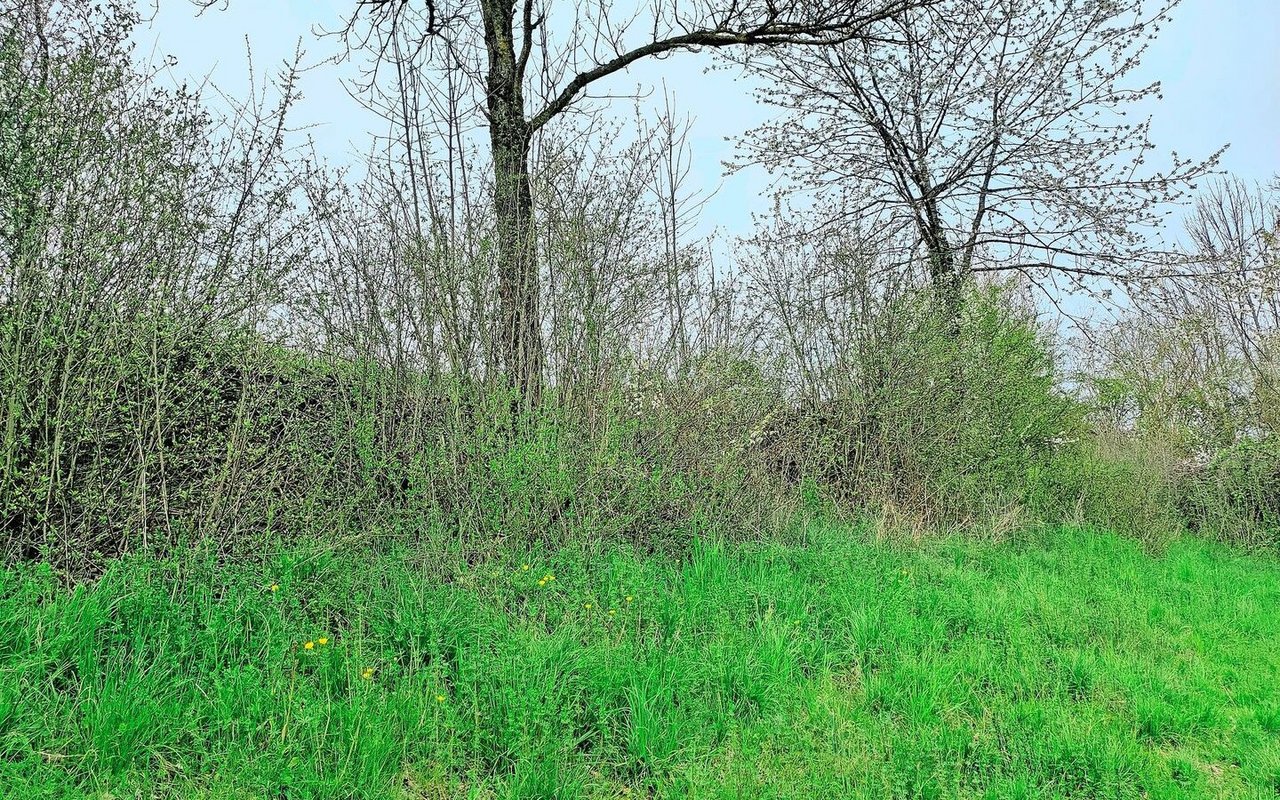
[5, 3, 1280, 798]
[3, 524, 1278, 799]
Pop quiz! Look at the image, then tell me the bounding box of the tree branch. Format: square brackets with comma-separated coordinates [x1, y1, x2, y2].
[529, 1, 927, 133]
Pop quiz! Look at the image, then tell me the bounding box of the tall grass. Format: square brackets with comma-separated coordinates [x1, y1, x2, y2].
[2, 525, 1278, 798]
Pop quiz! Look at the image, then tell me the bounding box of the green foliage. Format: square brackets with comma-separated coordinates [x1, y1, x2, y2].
[412, 393, 744, 554]
[1178, 436, 1280, 549]
[1026, 433, 1180, 544]
[5, 0, 1275, 572]
[1084, 307, 1280, 550]
[0, 2, 317, 569]
[758, 285, 1082, 528]
[2, 525, 1278, 798]
[3, 17, 1277, 800]
[1, 284, 791, 569]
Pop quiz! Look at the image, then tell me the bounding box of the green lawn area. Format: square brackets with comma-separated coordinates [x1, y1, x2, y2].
[2, 525, 1278, 798]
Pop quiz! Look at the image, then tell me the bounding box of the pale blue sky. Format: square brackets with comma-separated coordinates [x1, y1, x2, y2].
[143, 0, 1279, 242]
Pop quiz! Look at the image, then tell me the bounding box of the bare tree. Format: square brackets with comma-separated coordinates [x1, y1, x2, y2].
[735, 0, 1223, 312]
[1182, 176, 1280, 380]
[1096, 177, 1280, 446]
[258, 0, 933, 405]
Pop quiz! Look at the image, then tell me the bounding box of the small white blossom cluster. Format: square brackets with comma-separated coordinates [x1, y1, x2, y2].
[747, 407, 785, 450]
[621, 377, 667, 418]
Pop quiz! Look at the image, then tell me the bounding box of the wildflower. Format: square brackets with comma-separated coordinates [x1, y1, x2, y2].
[584, 603, 592, 610]
[522, 564, 531, 571]
[625, 595, 633, 603]
[608, 609, 617, 617]
[318, 637, 329, 646]
[361, 668, 374, 680]
[269, 583, 280, 592]
[435, 694, 446, 703]
[304, 641, 315, 650]
[538, 579, 547, 587]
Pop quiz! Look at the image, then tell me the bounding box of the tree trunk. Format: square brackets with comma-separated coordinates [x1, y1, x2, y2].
[928, 244, 962, 321]
[483, 0, 543, 408]
[490, 120, 542, 407]
[921, 200, 963, 322]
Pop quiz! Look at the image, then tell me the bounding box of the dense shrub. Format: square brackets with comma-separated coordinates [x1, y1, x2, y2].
[753, 286, 1082, 528]
[1177, 436, 1280, 549]
[1025, 432, 1181, 544]
[0, 302, 790, 571]
[0, 307, 418, 566]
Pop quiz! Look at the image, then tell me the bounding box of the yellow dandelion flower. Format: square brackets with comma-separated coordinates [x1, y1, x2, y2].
[435, 694, 446, 703]
[318, 637, 329, 646]
[608, 609, 617, 617]
[584, 603, 592, 610]
[304, 641, 315, 650]
[269, 583, 279, 592]
[548, 575, 555, 582]
[538, 579, 547, 587]
[361, 668, 374, 680]
[522, 564, 531, 571]
[625, 595, 634, 603]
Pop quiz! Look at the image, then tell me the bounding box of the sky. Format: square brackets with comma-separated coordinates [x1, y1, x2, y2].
[140, 0, 1280, 245]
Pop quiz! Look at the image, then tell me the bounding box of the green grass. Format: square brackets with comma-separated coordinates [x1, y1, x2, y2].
[2, 525, 1279, 798]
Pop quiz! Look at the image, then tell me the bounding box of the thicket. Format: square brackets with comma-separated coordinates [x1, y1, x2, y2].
[1, 4, 1276, 578]
[1090, 177, 1280, 549]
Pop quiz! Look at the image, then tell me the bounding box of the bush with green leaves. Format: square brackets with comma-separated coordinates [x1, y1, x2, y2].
[1026, 432, 1181, 544]
[754, 285, 1082, 528]
[1177, 436, 1280, 549]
